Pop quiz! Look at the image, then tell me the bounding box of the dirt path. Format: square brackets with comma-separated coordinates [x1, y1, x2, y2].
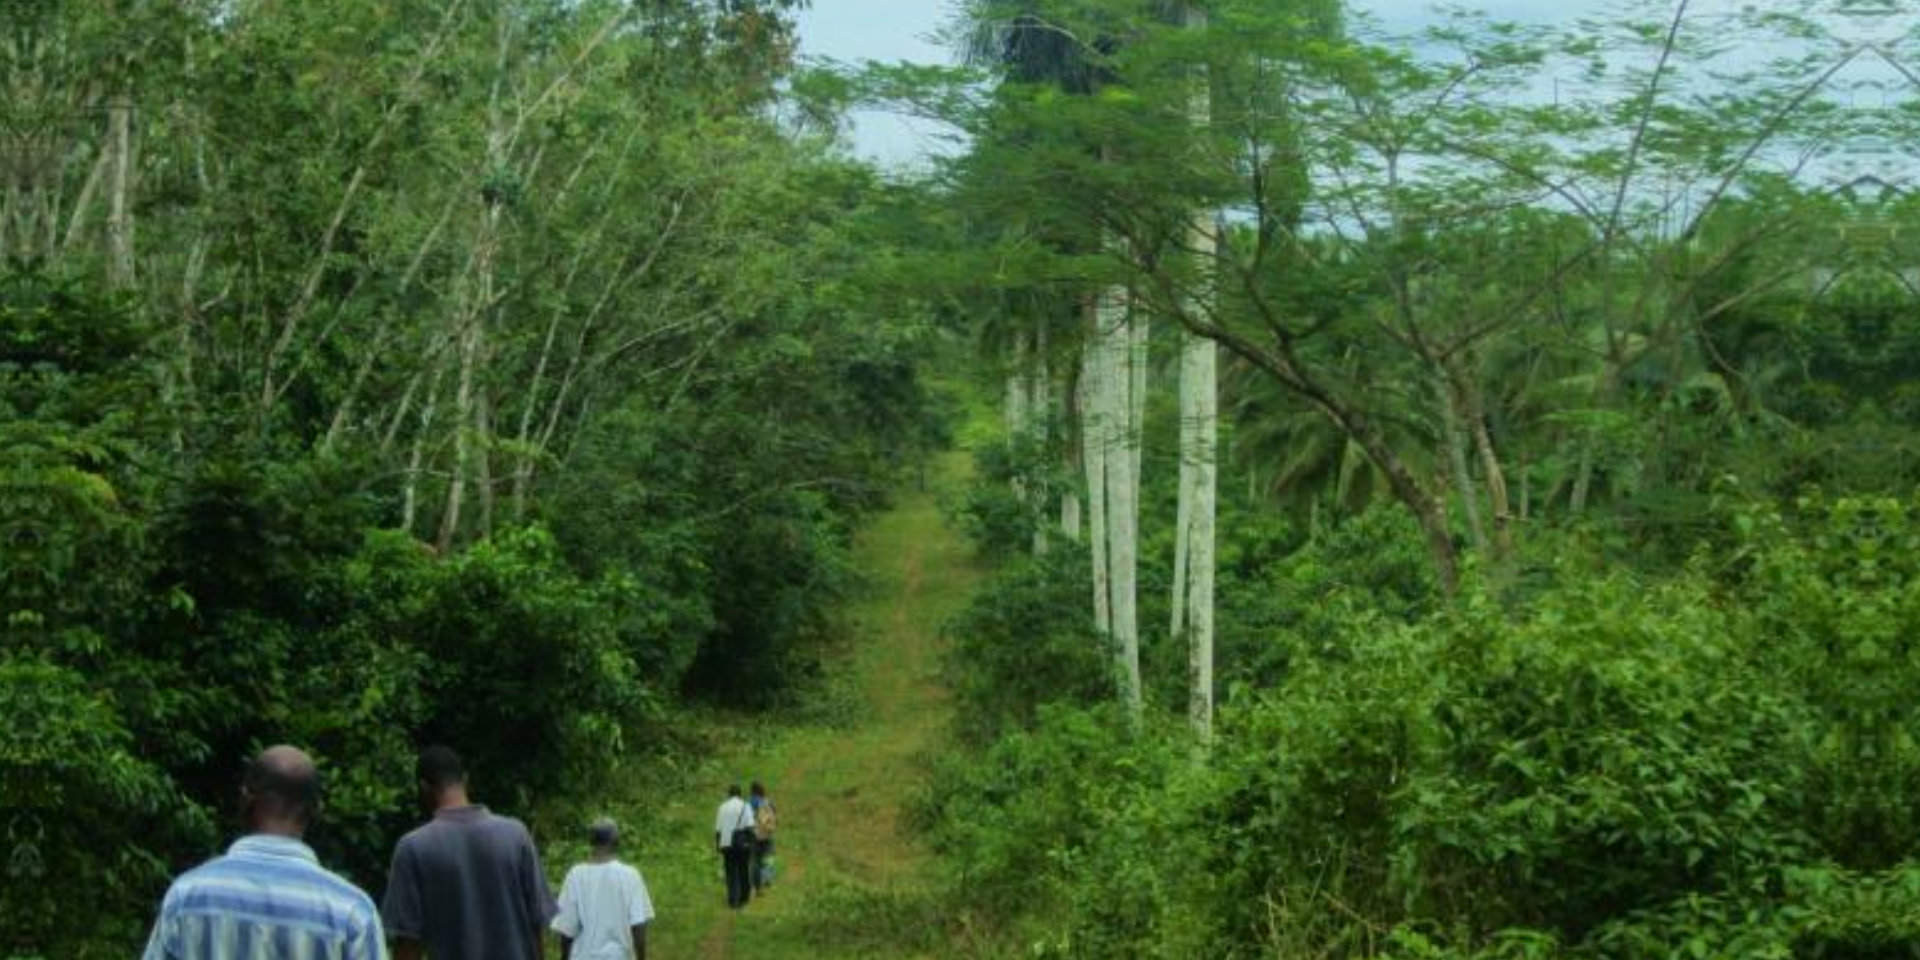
[617, 453, 979, 959]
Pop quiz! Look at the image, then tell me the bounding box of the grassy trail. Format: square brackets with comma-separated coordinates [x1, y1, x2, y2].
[609, 453, 979, 959]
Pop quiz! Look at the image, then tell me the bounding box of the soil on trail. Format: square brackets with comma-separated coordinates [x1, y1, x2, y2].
[607, 453, 979, 960]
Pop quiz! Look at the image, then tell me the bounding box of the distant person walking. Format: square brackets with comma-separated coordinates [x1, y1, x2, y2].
[714, 784, 756, 909]
[382, 746, 555, 960]
[552, 818, 654, 960]
[142, 745, 385, 960]
[748, 781, 777, 891]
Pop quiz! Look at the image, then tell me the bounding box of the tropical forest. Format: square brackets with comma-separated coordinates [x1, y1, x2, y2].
[3, 0, 1917, 957]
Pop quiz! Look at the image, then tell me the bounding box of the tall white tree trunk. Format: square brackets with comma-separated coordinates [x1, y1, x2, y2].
[1178, 3, 1217, 746]
[1080, 314, 1112, 637]
[1171, 418, 1193, 638]
[1097, 285, 1143, 719]
[1061, 318, 1083, 544]
[1180, 330, 1218, 746]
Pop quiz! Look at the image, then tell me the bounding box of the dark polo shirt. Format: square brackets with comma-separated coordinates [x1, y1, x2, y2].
[382, 805, 556, 960]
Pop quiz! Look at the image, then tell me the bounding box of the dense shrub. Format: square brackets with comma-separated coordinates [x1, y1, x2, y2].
[931, 498, 1920, 958]
[921, 704, 1182, 927]
[0, 659, 208, 953]
[0, 261, 938, 953]
[943, 550, 1113, 745]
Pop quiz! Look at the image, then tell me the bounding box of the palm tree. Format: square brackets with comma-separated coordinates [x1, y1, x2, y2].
[960, 0, 1145, 717]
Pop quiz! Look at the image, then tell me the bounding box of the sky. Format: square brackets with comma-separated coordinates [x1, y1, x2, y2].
[791, 0, 1912, 192]
[790, 0, 1611, 168]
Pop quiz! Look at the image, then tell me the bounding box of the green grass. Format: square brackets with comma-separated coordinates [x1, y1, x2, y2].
[559, 451, 982, 959]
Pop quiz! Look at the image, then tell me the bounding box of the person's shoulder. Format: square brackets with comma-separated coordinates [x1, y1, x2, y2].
[393, 821, 436, 853]
[162, 852, 233, 900]
[493, 812, 538, 845]
[477, 808, 530, 834]
[313, 866, 382, 926]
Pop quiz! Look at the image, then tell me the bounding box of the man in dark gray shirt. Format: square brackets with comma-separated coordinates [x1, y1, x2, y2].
[383, 746, 556, 960]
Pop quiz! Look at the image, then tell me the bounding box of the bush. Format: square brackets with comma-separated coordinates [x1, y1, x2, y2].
[406, 527, 647, 809]
[0, 659, 210, 956]
[943, 549, 1113, 745]
[930, 496, 1920, 958]
[922, 704, 1181, 930]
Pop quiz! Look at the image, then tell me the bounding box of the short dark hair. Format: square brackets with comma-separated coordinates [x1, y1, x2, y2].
[244, 749, 322, 823]
[417, 745, 467, 790]
[727, 783, 742, 798]
[588, 817, 619, 849]
[750, 781, 766, 797]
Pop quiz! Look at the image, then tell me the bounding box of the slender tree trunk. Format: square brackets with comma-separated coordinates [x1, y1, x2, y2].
[438, 316, 480, 551]
[402, 362, 447, 536]
[60, 146, 109, 258]
[511, 306, 566, 521]
[1031, 319, 1052, 556]
[106, 96, 136, 289]
[1171, 433, 1193, 638]
[1437, 373, 1488, 556]
[1127, 309, 1148, 498]
[1006, 332, 1031, 521]
[441, 21, 510, 550]
[1459, 371, 1515, 560]
[1178, 7, 1219, 739]
[1061, 324, 1083, 544]
[1569, 442, 1595, 514]
[1102, 290, 1142, 719]
[1185, 332, 1217, 747]
[476, 388, 495, 538]
[1005, 336, 1030, 441]
[1080, 318, 1112, 637]
[1518, 447, 1532, 523]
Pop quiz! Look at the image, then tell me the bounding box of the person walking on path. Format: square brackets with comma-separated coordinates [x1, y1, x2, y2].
[747, 781, 777, 892]
[142, 745, 386, 960]
[551, 818, 654, 960]
[382, 746, 555, 960]
[713, 784, 756, 909]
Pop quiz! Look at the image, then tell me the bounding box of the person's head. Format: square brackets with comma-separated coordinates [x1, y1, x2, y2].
[587, 817, 619, 855]
[241, 745, 322, 838]
[750, 781, 766, 799]
[416, 745, 469, 811]
[727, 783, 742, 799]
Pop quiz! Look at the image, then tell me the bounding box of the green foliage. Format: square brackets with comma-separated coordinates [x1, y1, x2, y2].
[932, 499, 1920, 958]
[0, 659, 208, 953]
[922, 704, 1181, 927]
[944, 550, 1112, 745]
[399, 528, 646, 808]
[0, 0, 944, 950]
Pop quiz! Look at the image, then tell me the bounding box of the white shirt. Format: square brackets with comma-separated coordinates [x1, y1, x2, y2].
[550, 860, 654, 960]
[714, 797, 755, 849]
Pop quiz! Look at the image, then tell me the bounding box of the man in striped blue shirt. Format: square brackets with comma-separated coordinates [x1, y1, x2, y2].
[142, 746, 386, 960]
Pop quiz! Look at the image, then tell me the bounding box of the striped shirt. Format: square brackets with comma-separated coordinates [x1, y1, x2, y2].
[142, 835, 386, 960]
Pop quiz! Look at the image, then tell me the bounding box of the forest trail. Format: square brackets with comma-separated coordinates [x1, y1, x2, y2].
[614, 452, 980, 959]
